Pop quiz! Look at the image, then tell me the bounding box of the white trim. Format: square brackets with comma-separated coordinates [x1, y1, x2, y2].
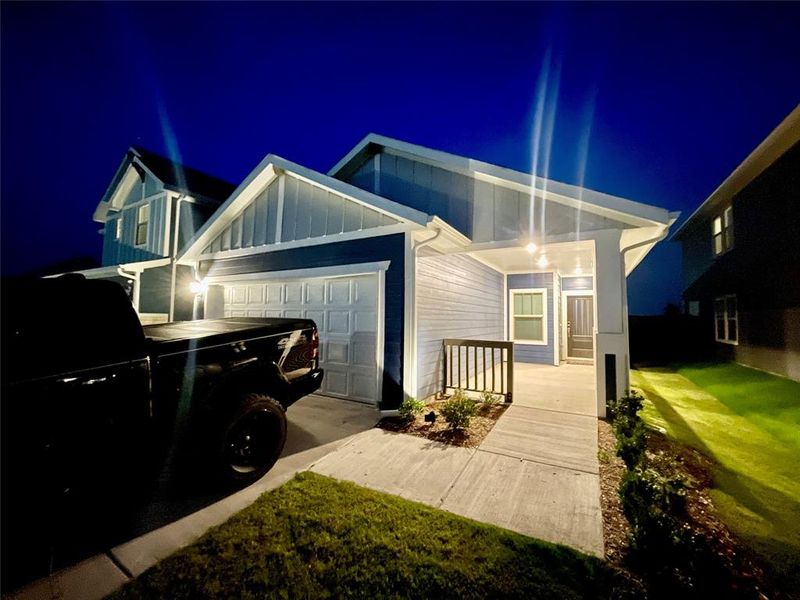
[376, 267, 386, 405]
[553, 274, 560, 365]
[275, 174, 285, 243]
[502, 274, 509, 341]
[198, 224, 412, 261]
[509, 287, 548, 346]
[561, 289, 596, 361]
[373, 153, 381, 195]
[205, 260, 391, 285]
[163, 194, 174, 256]
[403, 231, 415, 399]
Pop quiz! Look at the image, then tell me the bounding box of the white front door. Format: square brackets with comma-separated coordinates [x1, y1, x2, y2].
[220, 273, 380, 405]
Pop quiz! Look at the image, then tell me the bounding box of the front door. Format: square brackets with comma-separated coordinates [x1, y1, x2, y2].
[567, 295, 594, 361]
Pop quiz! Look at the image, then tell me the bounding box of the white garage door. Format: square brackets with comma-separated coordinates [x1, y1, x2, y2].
[221, 273, 379, 404]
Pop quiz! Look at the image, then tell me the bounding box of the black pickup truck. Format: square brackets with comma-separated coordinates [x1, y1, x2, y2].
[1, 275, 323, 523]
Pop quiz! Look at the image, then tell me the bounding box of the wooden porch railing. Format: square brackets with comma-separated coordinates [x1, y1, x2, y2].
[442, 339, 514, 403]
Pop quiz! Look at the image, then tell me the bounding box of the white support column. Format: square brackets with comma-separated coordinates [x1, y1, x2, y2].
[592, 230, 629, 417]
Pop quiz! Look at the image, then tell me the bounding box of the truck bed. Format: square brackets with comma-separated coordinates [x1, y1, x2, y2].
[144, 317, 315, 355]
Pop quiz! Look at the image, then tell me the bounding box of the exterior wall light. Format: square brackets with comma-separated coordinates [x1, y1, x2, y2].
[525, 242, 537, 254]
[189, 279, 208, 294]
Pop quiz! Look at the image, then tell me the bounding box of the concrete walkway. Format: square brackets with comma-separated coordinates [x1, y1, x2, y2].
[312, 403, 603, 556]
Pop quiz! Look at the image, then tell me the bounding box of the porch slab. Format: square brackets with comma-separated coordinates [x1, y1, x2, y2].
[310, 428, 475, 507]
[440, 450, 604, 556]
[513, 363, 596, 416]
[480, 405, 599, 474]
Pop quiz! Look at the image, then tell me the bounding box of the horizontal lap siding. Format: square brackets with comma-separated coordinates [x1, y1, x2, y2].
[199, 233, 405, 410]
[507, 273, 554, 364]
[561, 276, 593, 291]
[416, 251, 503, 400]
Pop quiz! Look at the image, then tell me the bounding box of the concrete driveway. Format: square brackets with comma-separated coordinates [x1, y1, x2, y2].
[9, 395, 378, 600]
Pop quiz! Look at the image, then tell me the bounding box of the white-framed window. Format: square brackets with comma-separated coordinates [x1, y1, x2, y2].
[714, 294, 738, 344]
[687, 300, 700, 317]
[115, 217, 123, 240]
[712, 206, 734, 256]
[136, 203, 150, 246]
[510, 288, 547, 345]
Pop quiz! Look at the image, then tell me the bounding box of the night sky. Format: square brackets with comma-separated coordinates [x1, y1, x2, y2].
[2, 2, 798, 314]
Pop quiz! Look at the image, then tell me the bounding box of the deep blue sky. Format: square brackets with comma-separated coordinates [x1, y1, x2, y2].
[2, 2, 798, 314]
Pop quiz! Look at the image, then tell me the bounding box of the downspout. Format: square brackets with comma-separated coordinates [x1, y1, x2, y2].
[617, 224, 672, 380]
[169, 195, 187, 321]
[116, 266, 139, 311]
[409, 226, 442, 401]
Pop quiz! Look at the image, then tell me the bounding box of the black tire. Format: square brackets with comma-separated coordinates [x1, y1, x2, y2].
[218, 393, 287, 486]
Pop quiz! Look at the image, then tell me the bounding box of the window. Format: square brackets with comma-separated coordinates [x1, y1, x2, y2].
[712, 206, 734, 256]
[510, 289, 547, 344]
[136, 203, 150, 246]
[115, 217, 123, 240]
[714, 294, 737, 344]
[687, 300, 700, 317]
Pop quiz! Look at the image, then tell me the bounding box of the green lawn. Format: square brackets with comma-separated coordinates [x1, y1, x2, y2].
[632, 363, 800, 594]
[111, 472, 624, 599]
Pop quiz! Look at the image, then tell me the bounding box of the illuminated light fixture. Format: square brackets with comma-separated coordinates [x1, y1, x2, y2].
[537, 255, 549, 268]
[189, 279, 208, 294]
[525, 242, 537, 254]
[574, 266, 583, 275]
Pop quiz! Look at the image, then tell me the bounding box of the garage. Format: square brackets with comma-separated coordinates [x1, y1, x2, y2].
[218, 272, 381, 405]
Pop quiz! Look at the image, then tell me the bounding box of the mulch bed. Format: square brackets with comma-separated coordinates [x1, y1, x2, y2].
[377, 399, 508, 448]
[597, 420, 771, 597]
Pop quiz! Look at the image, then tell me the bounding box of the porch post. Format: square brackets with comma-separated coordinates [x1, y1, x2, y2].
[592, 230, 629, 418]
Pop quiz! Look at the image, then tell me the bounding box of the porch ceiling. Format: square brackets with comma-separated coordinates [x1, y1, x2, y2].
[469, 240, 594, 275]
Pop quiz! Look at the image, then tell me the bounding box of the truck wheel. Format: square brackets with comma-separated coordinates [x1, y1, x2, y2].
[220, 393, 287, 485]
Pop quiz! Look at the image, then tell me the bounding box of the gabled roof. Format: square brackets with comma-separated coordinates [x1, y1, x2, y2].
[93, 146, 237, 223]
[672, 104, 800, 240]
[329, 133, 674, 227]
[131, 146, 237, 202]
[178, 154, 429, 264]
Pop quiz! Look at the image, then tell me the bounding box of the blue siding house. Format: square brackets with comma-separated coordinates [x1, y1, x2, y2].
[175, 135, 678, 415]
[69, 147, 235, 322]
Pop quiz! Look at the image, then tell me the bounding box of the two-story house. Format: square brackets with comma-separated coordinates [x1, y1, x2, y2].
[78, 147, 235, 323]
[174, 134, 677, 414]
[673, 105, 800, 381]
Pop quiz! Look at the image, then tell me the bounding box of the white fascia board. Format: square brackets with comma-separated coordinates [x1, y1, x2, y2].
[46, 257, 171, 279]
[179, 154, 430, 264]
[330, 133, 672, 227]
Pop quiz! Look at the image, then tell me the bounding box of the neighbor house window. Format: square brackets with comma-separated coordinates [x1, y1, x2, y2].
[714, 294, 737, 344]
[115, 217, 123, 240]
[712, 206, 734, 256]
[136, 203, 150, 246]
[510, 288, 547, 344]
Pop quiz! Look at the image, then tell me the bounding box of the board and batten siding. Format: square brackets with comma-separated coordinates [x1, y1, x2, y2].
[102, 194, 168, 265]
[342, 149, 635, 244]
[507, 273, 555, 364]
[202, 174, 398, 255]
[415, 249, 504, 400]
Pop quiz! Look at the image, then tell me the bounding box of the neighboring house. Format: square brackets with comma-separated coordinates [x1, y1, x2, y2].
[71, 147, 236, 322]
[673, 105, 800, 381]
[176, 135, 677, 415]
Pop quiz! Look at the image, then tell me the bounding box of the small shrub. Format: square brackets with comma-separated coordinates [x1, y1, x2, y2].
[597, 448, 611, 464]
[608, 391, 644, 423]
[479, 390, 502, 412]
[615, 420, 648, 470]
[619, 467, 687, 556]
[440, 389, 478, 430]
[398, 397, 426, 421]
